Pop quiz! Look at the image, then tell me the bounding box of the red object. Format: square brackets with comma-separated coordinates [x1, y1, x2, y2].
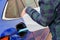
[0, 36, 10, 40]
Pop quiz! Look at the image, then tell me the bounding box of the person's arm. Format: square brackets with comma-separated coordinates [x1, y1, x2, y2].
[25, 0, 58, 26]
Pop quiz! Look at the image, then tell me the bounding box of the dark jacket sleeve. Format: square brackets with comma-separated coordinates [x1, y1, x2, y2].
[25, 0, 59, 26]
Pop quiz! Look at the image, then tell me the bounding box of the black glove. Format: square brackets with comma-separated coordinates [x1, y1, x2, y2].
[16, 22, 27, 38]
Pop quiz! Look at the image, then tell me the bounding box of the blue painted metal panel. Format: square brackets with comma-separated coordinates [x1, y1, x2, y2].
[0, 0, 23, 37]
